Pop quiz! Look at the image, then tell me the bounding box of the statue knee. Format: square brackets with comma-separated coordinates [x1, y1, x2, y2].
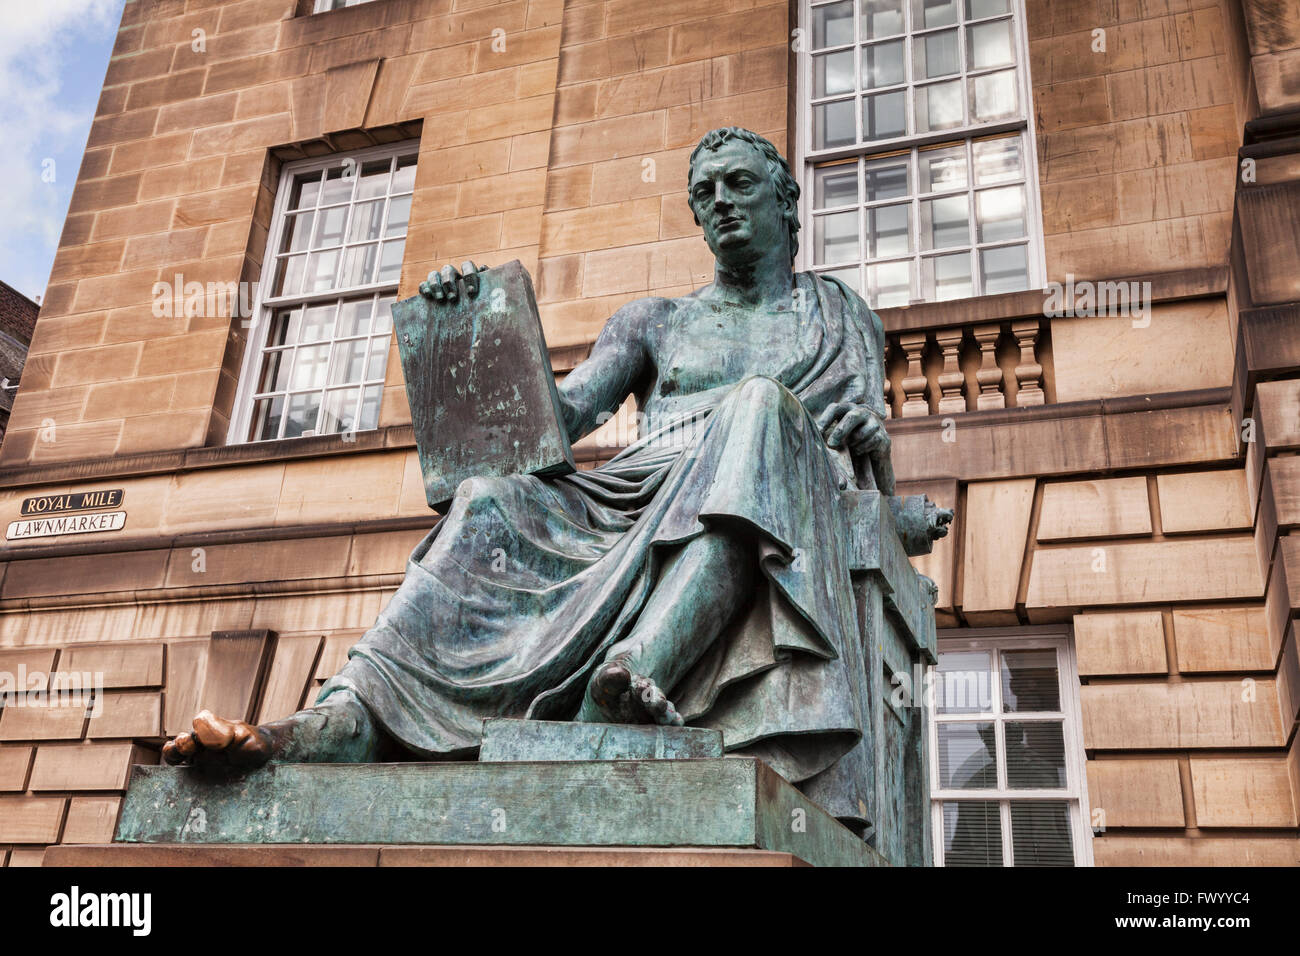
[453, 475, 511, 513]
[733, 375, 789, 409]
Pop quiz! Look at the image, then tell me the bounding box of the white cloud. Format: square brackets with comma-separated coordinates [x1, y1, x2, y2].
[0, 0, 123, 301]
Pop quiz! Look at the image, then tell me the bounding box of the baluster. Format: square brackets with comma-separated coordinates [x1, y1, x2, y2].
[973, 323, 1006, 410]
[1011, 319, 1045, 406]
[899, 332, 930, 417]
[883, 372, 893, 419]
[935, 328, 966, 414]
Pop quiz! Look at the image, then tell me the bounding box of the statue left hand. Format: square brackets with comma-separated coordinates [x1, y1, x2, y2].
[816, 401, 890, 459]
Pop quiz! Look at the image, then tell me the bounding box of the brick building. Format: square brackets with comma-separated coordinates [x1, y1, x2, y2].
[0, 0, 1296, 866]
[0, 282, 36, 446]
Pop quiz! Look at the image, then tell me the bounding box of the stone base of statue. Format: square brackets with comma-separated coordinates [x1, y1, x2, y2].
[45, 719, 885, 868]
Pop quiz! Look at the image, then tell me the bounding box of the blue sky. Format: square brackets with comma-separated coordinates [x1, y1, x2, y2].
[0, 0, 126, 303]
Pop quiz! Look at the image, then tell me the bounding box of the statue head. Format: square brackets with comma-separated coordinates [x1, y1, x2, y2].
[687, 127, 800, 266]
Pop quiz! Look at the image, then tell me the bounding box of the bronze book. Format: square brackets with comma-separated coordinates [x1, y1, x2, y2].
[391, 260, 575, 510]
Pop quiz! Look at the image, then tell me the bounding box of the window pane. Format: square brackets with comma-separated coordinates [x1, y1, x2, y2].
[248, 395, 285, 441]
[976, 184, 1025, 241]
[289, 173, 321, 210]
[366, 336, 389, 380]
[330, 338, 369, 386]
[814, 99, 857, 148]
[919, 144, 967, 192]
[349, 200, 385, 243]
[916, 80, 963, 131]
[973, 135, 1023, 184]
[938, 721, 997, 789]
[321, 166, 354, 205]
[377, 241, 405, 283]
[1001, 649, 1061, 712]
[942, 801, 1002, 866]
[1010, 802, 1074, 866]
[290, 344, 330, 390]
[266, 308, 297, 347]
[359, 384, 384, 430]
[812, 0, 855, 48]
[864, 39, 905, 88]
[357, 159, 391, 200]
[916, 0, 958, 29]
[314, 205, 348, 248]
[306, 249, 341, 292]
[321, 387, 360, 434]
[341, 243, 379, 287]
[385, 195, 412, 237]
[921, 252, 972, 300]
[285, 391, 322, 438]
[814, 210, 860, 264]
[867, 202, 910, 257]
[864, 155, 909, 201]
[980, 243, 1029, 293]
[921, 194, 969, 249]
[1006, 721, 1067, 789]
[815, 50, 856, 97]
[916, 28, 959, 79]
[299, 303, 336, 342]
[284, 212, 314, 253]
[337, 299, 373, 337]
[936, 649, 992, 714]
[374, 295, 396, 333]
[257, 348, 290, 393]
[966, 0, 1009, 17]
[867, 259, 911, 307]
[814, 165, 859, 208]
[274, 255, 306, 297]
[968, 18, 1015, 69]
[863, 90, 906, 139]
[970, 68, 1018, 122]
[391, 155, 418, 193]
[861, 0, 905, 38]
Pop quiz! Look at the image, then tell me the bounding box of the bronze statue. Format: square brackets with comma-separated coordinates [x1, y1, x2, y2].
[163, 128, 941, 829]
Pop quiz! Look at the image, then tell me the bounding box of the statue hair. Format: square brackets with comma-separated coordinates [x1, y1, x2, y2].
[687, 127, 801, 261]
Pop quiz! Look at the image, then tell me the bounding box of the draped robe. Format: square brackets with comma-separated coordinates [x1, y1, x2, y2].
[319, 271, 890, 826]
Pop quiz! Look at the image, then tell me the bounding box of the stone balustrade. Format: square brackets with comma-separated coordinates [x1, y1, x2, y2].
[883, 316, 1051, 419]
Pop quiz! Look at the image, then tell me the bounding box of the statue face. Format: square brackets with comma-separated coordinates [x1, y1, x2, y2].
[688, 141, 789, 265]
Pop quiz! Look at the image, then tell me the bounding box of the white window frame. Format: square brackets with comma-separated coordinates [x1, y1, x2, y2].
[313, 0, 380, 13]
[796, 0, 1047, 306]
[228, 139, 419, 445]
[928, 626, 1094, 867]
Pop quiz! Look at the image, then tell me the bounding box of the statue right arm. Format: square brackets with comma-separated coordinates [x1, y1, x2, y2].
[555, 298, 660, 443]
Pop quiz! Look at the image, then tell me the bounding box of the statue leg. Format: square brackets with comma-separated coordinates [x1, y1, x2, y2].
[578, 527, 754, 725]
[161, 687, 397, 770]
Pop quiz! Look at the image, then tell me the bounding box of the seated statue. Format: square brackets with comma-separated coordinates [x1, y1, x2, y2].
[164, 127, 912, 828]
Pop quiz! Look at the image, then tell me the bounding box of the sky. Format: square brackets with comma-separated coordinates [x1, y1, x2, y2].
[0, 0, 126, 303]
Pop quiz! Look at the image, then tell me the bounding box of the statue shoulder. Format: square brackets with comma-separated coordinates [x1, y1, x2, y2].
[804, 271, 885, 352]
[600, 295, 675, 346]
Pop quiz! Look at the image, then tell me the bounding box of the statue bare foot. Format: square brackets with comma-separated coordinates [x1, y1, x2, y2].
[588, 659, 684, 726]
[162, 710, 280, 770]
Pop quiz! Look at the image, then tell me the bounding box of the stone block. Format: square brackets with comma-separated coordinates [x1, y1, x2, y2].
[477, 718, 723, 761]
[114, 758, 885, 867]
